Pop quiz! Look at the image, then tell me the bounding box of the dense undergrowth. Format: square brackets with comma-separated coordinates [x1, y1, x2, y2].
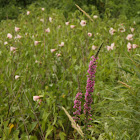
[0, 0, 140, 22]
[0, 3, 140, 140]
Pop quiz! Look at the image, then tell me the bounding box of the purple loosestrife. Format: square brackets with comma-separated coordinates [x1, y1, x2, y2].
[84, 56, 97, 119]
[73, 92, 82, 121]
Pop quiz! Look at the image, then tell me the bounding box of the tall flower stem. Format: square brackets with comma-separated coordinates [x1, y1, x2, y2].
[84, 56, 97, 119]
[73, 43, 103, 139]
[84, 43, 103, 137]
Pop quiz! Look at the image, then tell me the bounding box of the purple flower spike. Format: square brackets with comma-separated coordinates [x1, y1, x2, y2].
[73, 92, 82, 121]
[84, 56, 97, 118]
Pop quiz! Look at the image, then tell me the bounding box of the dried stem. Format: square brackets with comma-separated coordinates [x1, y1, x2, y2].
[95, 42, 104, 58]
[75, 4, 94, 22]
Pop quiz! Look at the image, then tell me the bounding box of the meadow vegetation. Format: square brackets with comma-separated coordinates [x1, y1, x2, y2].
[0, 2, 140, 140]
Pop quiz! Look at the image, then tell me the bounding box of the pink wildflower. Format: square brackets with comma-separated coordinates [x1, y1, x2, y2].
[109, 28, 116, 35]
[118, 26, 125, 32]
[34, 41, 40, 46]
[33, 96, 42, 105]
[4, 41, 8, 45]
[132, 44, 138, 49]
[15, 75, 20, 79]
[130, 27, 134, 32]
[65, 22, 69, 25]
[7, 33, 12, 39]
[92, 45, 97, 50]
[93, 15, 98, 19]
[49, 17, 52, 22]
[10, 47, 16, 52]
[33, 96, 40, 101]
[106, 43, 114, 51]
[70, 25, 75, 29]
[88, 33, 92, 37]
[80, 20, 86, 26]
[51, 49, 56, 53]
[56, 53, 61, 57]
[126, 34, 133, 41]
[15, 27, 20, 32]
[110, 43, 115, 50]
[45, 28, 50, 33]
[15, 35, 22, 39]
[127, 42, 132, 51]
[106, 46, 111, 51]
[41, 8, 45, 11]
[59, 42, 64, 47]
[27, 11, 30, 15]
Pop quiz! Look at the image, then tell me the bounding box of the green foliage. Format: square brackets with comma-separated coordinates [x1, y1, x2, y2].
[1, 0, 140, 21]
[97, 55, 140, 139]
[104, 0, 140, 19]
[0, 3, 139, 139]
[0, 0, 37, 21]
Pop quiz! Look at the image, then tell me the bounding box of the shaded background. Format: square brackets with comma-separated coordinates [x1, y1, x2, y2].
[0, 0, 140, 21]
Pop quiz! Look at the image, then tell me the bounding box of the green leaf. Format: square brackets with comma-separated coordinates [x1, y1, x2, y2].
[98, 134, 104, 140]
[117, 67, 134, 75]
[29, 122, 38, 133]
[53, 113, 58, 125]
[58, 120, 64, 131]
[59, 132, 66, 140]
[45, 125, 53, 139]
[30, 136, 38, 140]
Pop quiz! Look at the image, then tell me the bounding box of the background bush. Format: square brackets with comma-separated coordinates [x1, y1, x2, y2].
[0, 0, 140, 21]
